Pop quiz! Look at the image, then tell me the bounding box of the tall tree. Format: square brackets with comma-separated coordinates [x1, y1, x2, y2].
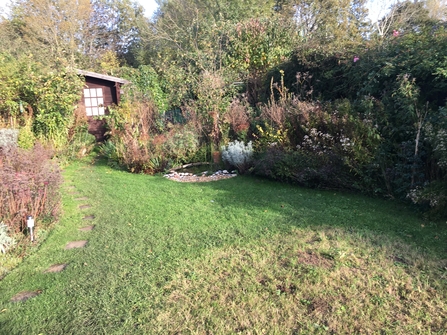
[8, 0, 146, 68]
[11, 0, 91, 66]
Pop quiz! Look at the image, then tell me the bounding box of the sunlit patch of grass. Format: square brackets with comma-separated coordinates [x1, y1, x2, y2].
[152, 227, 447, 334]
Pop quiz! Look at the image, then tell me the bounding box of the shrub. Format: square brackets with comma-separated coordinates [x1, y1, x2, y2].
[407, 181, 447, 218]
[0, 222, 15, 254]
[221, 140, 253, 174]
[0, 144, 62, 233]
[0, 129, 19, 148]
[63, 130, 96, 161]
[253, 147, 360, 190]
[224, 98, 251, 141]
[163, 125, 200, 165]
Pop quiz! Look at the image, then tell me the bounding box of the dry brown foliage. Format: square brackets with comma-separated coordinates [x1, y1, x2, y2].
[225, 98, 250, 134]
[0, 144, 61, 233]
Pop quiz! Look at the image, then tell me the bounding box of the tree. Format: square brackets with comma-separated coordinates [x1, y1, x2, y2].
[8, 0, 146, 68]
[11, 0, 91, 66]
[374, 0, 440, 39]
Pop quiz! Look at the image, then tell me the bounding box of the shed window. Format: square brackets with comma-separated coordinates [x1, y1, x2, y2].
[84, 88, 105, 116]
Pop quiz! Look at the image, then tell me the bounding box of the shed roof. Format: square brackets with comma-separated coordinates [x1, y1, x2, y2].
[76, 69, 130, 84]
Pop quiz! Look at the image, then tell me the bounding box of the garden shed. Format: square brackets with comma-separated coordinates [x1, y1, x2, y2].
[77, 69, 129, 141]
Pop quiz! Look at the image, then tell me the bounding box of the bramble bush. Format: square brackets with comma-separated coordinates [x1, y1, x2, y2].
[0, 144, 62, 235]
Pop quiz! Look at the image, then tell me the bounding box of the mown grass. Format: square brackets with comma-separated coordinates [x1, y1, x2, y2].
[0, 158, 446, 334]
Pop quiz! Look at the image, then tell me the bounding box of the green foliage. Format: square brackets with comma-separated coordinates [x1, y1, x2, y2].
[253, 146, 361, 190]
[407, 180, 447, 218]
[163, 125, 200, 165]
[62, 130, 96, 161]
[225, 17, 296, 75]
[32, 70, 83, 148]
[0, 53, 83, 150]
[119, 65, 168, 113]
[17, 115, 35, 149]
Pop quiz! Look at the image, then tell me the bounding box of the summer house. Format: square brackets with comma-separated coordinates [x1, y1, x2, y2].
[77, 69, 129, 141]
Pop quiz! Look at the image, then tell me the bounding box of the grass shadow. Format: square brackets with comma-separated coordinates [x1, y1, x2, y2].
[184, 174, 447, 258]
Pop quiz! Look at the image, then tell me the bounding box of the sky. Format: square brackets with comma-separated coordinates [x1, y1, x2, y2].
[0, 0, 393, 22]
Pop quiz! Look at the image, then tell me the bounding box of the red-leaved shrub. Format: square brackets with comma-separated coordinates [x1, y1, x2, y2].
[0, 144, 62, 233]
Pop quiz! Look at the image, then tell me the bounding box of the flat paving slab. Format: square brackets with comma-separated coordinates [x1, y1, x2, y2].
[65, 240, 88, 250]
[75, 197, 89, 201]
[83, 215, 95, 220]
[79, 225, 95, 232]
[79, 204, 92, 210]
[44, 263, 68, 273]
[10, 290, 42, 303]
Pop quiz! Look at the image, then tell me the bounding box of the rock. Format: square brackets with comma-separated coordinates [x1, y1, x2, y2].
[11, 290, 42, 303]
[44, 263, 67, 273]
[65, 240, 88, 250]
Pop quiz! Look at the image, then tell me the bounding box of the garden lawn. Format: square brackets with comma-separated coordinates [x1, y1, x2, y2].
[1, 159, 447, 334]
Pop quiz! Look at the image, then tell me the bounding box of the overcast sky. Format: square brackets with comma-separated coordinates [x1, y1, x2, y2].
[0, 0, 394, 23]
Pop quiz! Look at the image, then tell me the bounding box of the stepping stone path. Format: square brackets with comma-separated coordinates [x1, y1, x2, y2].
[79, 225, 95, 232]
[12, 185, 97, 303]
[65, 240, 88, 250]
[44, 263, 67, 273]
[10, 290, 42, 303]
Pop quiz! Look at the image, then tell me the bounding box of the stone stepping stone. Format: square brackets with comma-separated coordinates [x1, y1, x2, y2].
[79, 225, 95, 232]
[65, 240, 88, 250]
[44, 263, 67, 273]
[82, 215, 95, 220]
[79, 204, 92, 210]
[75, 197, 89, 201]
[10, 290, 42, 303]
[67, 185, 76, 189]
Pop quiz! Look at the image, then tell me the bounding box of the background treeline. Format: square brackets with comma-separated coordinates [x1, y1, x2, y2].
[1, 0, 447, 224]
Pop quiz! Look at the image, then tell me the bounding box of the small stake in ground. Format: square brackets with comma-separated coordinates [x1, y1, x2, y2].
[26, 216, 34, 242]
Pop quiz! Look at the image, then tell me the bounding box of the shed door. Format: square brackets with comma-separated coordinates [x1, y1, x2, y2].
[84, 88, 105, 116]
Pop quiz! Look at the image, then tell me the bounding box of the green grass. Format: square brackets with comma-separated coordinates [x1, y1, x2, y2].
[1, 158, 446, 334]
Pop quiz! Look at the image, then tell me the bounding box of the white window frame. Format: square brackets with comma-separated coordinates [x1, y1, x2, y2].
[83, 88, 105, 116]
